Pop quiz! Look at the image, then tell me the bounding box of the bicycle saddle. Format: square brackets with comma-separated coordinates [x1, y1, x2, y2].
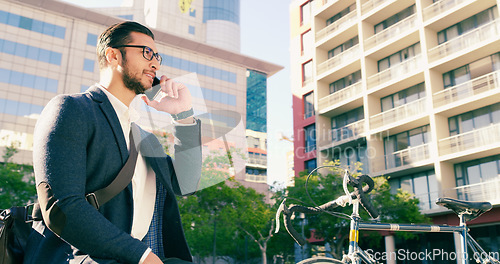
[436, 197, 492, 222]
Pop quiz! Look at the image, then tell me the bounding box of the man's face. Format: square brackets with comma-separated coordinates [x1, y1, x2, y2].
[119, 32, 160, 94]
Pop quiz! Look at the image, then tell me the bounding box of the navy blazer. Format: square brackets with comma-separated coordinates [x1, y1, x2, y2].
[24, 86, 202, 264]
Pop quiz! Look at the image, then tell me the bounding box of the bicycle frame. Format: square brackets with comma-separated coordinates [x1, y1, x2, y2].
[345, 199, 496, 264]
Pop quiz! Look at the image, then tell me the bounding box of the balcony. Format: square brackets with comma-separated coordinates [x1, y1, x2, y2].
[319, 82, 363, 113]
[433, 71, 500, 108]
[245, 174, 267, 183]
[331, 119, 365, 143]
[364, 14, 418, 51]
[361, 0, 391, 15]
[422, 0, 469, 21]
[370, 97, 426, 129]
[317, 45, 360, 76]
[247, 154, 267, 166]
[442, 178, 500, 204]
[438, 123, 500, 156]
[303, 78, 314, 87]
[371, 144, 430, 174]
[367, 55, 422, 89]
[316, 11, 357, 43]
[428, 20, 500, 62]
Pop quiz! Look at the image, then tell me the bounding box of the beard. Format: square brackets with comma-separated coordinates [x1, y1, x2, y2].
[122, 56, 148, 95]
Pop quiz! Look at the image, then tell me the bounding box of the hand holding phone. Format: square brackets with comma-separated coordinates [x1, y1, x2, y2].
[144, 77, 162, 101]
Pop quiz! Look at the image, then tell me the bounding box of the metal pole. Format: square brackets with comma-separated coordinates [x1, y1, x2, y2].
[213, 212, 216, 264]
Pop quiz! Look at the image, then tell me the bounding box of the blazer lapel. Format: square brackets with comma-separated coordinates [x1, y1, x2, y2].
[87, 85, 129, 163]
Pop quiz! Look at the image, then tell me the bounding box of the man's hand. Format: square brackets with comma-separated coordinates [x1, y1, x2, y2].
[143, 251, 163, 264]
[141, 75, 193, 116]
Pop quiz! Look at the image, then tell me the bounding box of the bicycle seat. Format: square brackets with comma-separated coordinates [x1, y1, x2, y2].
[436, 197, 492, 222]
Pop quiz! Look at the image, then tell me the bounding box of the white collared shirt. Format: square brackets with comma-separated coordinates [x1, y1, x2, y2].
[96, 85, 156, 242]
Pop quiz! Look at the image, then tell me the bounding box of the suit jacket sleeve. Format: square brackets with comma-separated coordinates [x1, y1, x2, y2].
[33, 95, 148, 264]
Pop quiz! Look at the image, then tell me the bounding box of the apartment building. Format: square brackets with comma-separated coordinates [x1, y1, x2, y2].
[291, 0, 500, 259]
[0, 0, 282, 195]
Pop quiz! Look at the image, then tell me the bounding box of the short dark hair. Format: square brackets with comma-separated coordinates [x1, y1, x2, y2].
[97, 21, 154, 69]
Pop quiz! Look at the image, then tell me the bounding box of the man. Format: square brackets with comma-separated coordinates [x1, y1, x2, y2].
[24, 21, 201, 264]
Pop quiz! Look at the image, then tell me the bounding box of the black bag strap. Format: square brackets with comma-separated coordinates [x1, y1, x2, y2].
[86, 130, 139, 210]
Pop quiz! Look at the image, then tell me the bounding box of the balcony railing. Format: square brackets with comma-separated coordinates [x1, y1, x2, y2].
[317, 45, 360, 76]
[330, 119, 365, 144]
[433, 71, 500, 108]
[371, 144, 430, 173]
[422, 0, 469, 21]
[315, 0, 339, 10]
[428, 19, 500, 62]
[362, 0, 390, 15]
[439, 123, 500, 156]
[303, 78, 314, 87]
[245, 174, 267, 183]
[319, 82, 363, 111]
[370, 97, 426, 129]
[442, 178, 500, 204]
[364, 14, 418, 51]
[367, 55, 422, 89]
[247, 154, 267, 166]
[316, 11, 357, 43]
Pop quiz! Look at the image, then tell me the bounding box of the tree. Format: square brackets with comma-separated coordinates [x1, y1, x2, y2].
[0, 142, 37, 209]
[275, 161, 430, 259]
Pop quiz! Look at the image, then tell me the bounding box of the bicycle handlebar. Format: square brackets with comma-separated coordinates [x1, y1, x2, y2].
[275, 173, 379, 246]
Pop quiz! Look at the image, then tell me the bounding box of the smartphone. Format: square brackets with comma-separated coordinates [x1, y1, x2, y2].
[144, 77, 161, 101]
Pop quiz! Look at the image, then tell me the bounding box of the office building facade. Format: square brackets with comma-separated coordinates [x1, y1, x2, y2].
[291, 0, 500, 259]
[0, 0, 281, 195]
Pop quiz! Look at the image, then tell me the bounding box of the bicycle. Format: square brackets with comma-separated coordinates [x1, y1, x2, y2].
[275, 166, 500, 264]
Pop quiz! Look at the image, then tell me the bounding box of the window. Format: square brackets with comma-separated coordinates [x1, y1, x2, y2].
[83, 59, 95, 72]
[301, 30, 312, 55]
[0, 11, 65, 39]
[86, 33, 97, 46]
[188, 25, 195, 35]
[438, 7, 497, 44]
[333, 144, 369, 174]
[117, 14, 134, 20]
[331, 107, 363, 142]
[326, 3, 355, 26]
[0, 68, 58, 93]
[304, 92, 315, 119]
[448, 103, 500, 136]
[203, 0, 240, 24]
[305, 158, 317, 173]
[304, 124, 316, 153]
[454, 155, 500, 200]
[302, 60, 313, 85]
[380, 83, 425, 112]
[190, 9, 196, 17]
[0, 39, 62, 65]
[377, 43, 420, 72]
[374, 5, 415, 34]
[389, 170, 438, 210]
[384, 125, 430, 168]
[328, 37, 358, 59]
[329, 71, 362, 94]
[300, 1, 311, 25]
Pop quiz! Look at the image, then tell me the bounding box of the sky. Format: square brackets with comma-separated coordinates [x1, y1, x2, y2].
[60, 0, 295, 187]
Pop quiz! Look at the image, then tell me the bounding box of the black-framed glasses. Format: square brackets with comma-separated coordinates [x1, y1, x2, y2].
[112, 45, 162, 65]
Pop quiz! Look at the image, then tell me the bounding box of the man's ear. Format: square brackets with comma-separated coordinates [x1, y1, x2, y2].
[105, 47, 121, 67]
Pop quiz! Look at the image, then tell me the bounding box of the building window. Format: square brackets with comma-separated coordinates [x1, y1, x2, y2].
[304, 124, 316, 153]
[448, 103, 500, 136]
[300, 1, 311, 26]
[383, 125, 430, 168]
[437, 7, 497, 44]
[381, 83, 425, 112]
[0, 68, 58, 93]
[377, 43, 420, 72]
[188, 25, 195, 35]
[333, 144, 369, 174]
[203, 0, 240, 24]
[374, 5, 415, 34]
[301, 30, 312, 55]
[83, 59, 95, 72]
[443, 52, 500, 89]
[117, 14, 134, 20]
[190, 9, 196, 17]
[304, 92, 314, 119]
[326, 3, 355, 26]
[302, 60, 313, 86]
[0, 10, 65, 39]
[389, 170, 438, 210]
[86, 33, 97, 46]
[454, 155, 500, 200]
[329, 70, 361, 94]
[305, 158, 317, 174]
[328, 36, 358, 59]
[0, 38, 62, 65]
[331, 107, 363, 142]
